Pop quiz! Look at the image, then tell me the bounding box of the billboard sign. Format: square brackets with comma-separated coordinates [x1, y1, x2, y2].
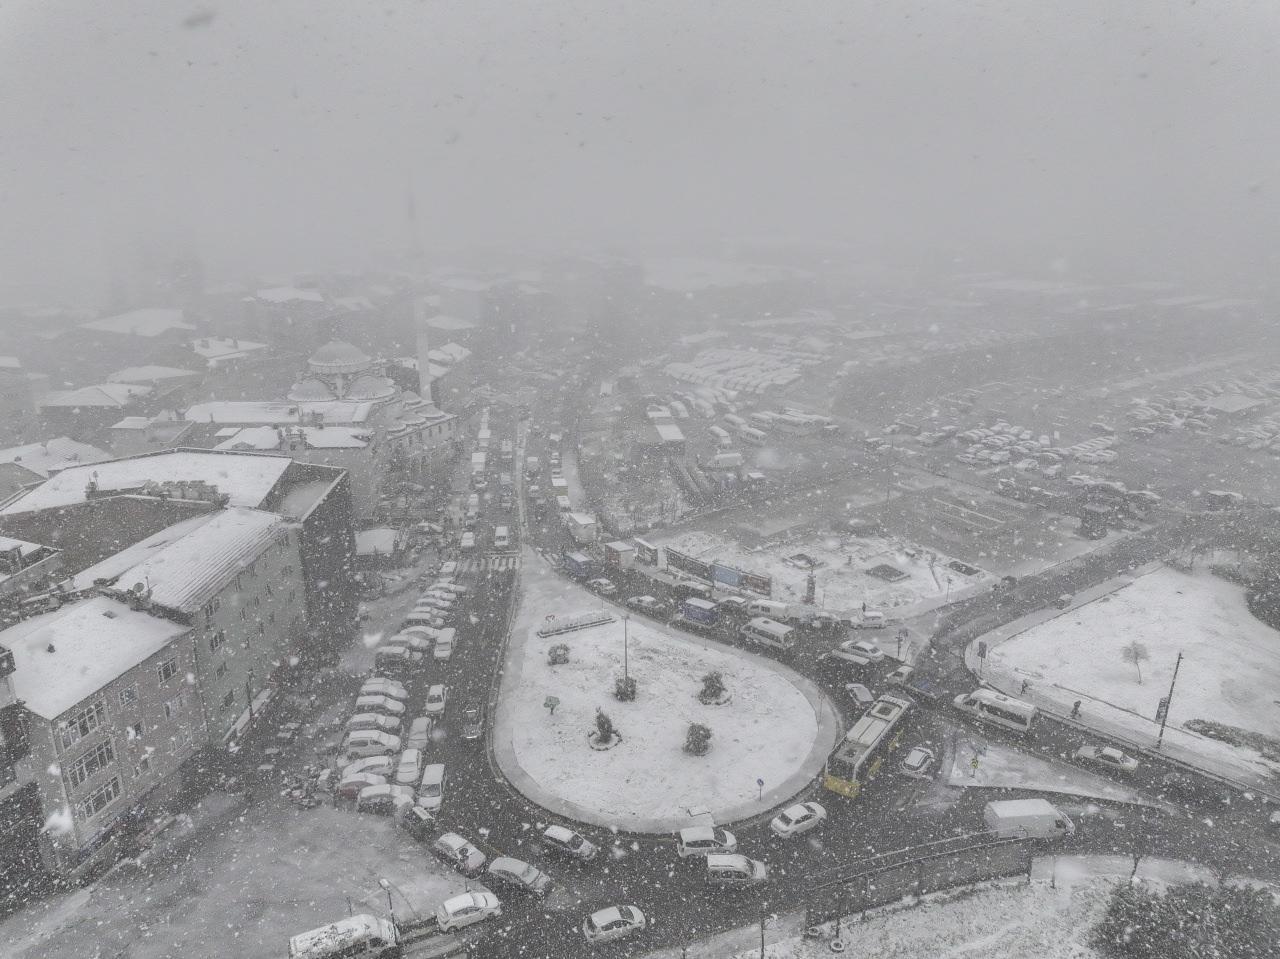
[633, 539, 659, 566]
[665, 548, 712, 582]
[710, 563, 743, 589]
[741, 571, 772, 596]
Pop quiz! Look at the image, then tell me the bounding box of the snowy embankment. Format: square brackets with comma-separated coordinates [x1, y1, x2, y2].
[977, 566, 1280, 788]
[494, 551, 841, 831]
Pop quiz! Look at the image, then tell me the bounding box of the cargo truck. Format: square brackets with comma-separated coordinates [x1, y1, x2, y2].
[983, 799, 1074, 840]
[679, 597, 719, 629]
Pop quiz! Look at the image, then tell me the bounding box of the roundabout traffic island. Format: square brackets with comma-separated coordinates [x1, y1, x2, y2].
[492, 555, 844, 833]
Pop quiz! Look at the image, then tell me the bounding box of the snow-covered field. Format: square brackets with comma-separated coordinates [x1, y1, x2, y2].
[0, 801, 468, 959]
[496, 554, 840, 831]
[983, 567, 1280, 784]
[737, 881, 1113, 959]
[651, 528, 991, 616]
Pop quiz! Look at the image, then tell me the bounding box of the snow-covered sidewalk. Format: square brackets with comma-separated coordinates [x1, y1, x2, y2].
[491, 548, 843, 832]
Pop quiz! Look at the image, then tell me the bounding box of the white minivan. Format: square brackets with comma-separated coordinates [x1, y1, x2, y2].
[738, 617, 795, 652]
[747, 599, 791, 622]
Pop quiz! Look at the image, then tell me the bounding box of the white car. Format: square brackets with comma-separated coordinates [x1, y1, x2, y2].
[676, 826, 738, 858]
[431, 832, 485, 876]
[395, 748, 423, 787]
[582, 905, 646, 944]
[769, 801, 828, 838]
[1074, 745, 1140, 774]
[435, 892, 502, 932]
[899, 746, 936, 779]
[433, 635, 454, 661]
[585, 577, 617, 596]
[340, 756, 394, 780]
[425, 684, 448, 716]
[887, 664, 915, 686]
[360, 678, 408, 702]
[542, 824, 599, 862]
[405, 716, 434, 752]
[355, 694, 406, 718]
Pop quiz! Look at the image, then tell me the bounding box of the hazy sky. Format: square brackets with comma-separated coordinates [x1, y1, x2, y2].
[1, 1, 1278, 293]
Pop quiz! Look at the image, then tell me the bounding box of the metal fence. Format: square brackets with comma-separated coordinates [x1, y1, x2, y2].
[806, 835, 1034, 924]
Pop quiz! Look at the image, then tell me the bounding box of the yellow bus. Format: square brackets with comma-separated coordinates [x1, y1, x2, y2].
[823, 694, 913, 799]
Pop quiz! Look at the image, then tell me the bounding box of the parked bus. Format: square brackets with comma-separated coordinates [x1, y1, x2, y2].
[500, 439, 514, 462]
[823, 694, 913, 798]
[740, 427, 767, 447]
[952, 689, 1037, 734]
[708, 425, 732, 448]
[494, 525, 510, 549]
[460, 532, 475, 551]
[749, 412, 775, 429]
[723, 413, 747, 431]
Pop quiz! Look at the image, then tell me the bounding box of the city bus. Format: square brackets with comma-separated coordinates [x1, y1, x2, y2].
[952, 688, 1037, 734]
[823, 694, 913, 799]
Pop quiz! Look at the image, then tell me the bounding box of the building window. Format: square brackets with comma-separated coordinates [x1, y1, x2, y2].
[156, 659, 178, 684]
[67, 740, 115, 789]
[79, 777, 121, 819]
[221, 689, 235, 709]
[257, 624, 266, 638]
[128, 722, 144, 741]
[209, 631, 225, 653]
[163, 695, 183, 721]
[134, 755, 151, 778]
[215, 662, 227, 680]
[59, 701, 106, 751]
[118, 686, 137, 707]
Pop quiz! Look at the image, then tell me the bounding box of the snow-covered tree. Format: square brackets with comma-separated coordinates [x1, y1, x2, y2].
[684, 723, 712, 755]
[1120, 640, 1150, 684]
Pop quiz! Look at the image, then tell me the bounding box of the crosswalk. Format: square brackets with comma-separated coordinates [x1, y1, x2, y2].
[456, 553, 522, 574]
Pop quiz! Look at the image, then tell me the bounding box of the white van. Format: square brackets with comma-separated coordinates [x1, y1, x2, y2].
[494, 526, 510, 550]
[953, 689, 1038, 734]
[738, 617, 795, 652]
[747, 599, 791, 622]
[705, 854, 768, 888]
[676, 826, 738, 858]
[418, 763, 447, 813]
[289, 914, 399, 959]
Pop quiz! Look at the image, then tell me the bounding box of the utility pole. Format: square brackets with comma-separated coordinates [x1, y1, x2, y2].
[622, 614, 630, 683]
[1156, 651, 1183, 749]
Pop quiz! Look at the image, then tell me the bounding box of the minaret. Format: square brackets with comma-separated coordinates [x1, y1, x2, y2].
[414, 295, 434, 404]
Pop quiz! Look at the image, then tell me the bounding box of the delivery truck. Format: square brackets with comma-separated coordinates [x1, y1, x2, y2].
[983, 799, 1074, 840]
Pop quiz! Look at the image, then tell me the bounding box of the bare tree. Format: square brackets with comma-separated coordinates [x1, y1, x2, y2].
[1121, 640, 1150, 684]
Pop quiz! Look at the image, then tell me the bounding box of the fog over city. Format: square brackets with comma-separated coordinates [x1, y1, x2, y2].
[2, 1, 1279, 294]
[0, 4, 1279, 959]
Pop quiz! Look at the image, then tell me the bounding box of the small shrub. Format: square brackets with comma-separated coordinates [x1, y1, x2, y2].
[548, 643, 570, 666]
[684, 723, 712, 755]
[614, 675, 637, 701]
[698, 671, 726, 703]
[594, 708, 615, 744]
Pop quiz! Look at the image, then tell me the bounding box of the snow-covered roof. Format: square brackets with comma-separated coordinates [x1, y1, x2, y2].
[308, 340, 372, 372]
[655, 423, 685, 443]
[109, 416, 152, 431]
[38, 383, 151, 409]
[104, 508, 286, 613]
[435, 342, 472, 363]
[213, 426, 370, 451]
[106, 365, 200, 385]
[190, 337, 268, 361]
[334, 296, 375, 311]
[80, 308, 195, 338]
[355, 527, 397, 556]
[0, 436, 111, 478]
[255, 287, 325, 304]
[0, 356, 21, 369]
[0, 534, 47, 557]
[68, 514, 218, 592]
[0, 449, 292, 515]
[183, 401, 373, 425]
[2, 596, 191, 719]
[425, 314, 477, 332]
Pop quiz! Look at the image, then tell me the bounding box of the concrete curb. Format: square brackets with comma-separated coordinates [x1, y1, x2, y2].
[491, 548, 844, 835]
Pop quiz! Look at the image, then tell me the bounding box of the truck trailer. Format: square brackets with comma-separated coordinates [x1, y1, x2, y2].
[983, 799, 1074, 840]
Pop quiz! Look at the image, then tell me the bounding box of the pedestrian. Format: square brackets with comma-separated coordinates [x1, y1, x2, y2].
[1020, 679, 1029, 695]
[1071, 700, 1081, 719]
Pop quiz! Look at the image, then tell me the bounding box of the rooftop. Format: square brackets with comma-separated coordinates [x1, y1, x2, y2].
[0, 437, 112, 478]
[425, 314, 478, 332]
[38, 383, 151, 409]
[0, 449, 293, 515]
[102, 507, 286, 613]
[80, 308, 195, 338]
[214, 426, 371, 451]
[183, 400, 373, 425]
[68, 513, 218, 592]
[255, 287, 325, 304]
[3, 596, 191, 719]
[190, 337, 268, 363]
[106, 365, 201, 385]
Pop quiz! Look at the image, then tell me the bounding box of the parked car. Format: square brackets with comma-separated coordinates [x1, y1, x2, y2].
[435, 892, 502, 932]
[399, 803, 436, 841]
[839, 639, 886, 663]
[585, 577, 617, 596]
[417, 763, 446, 813]
[1073, 745, 1140, 774]
[899, 746, 936, 779]
[342, 730, 401, 759]
[486, 857, 553, 898]
[356, 783, 414, 815]
[676, 826, 737, 858]
[405, 716, 435, 752]
[336, 772, 387, 801]
[355, 694, 406, 718]
[346, 712, 402, 736]
[360, 678, 408, 702]
[395, 748, 424, 787]
[425, 684, 449, 716]
[626, 595, 668, 614]
[461, 701, 485, 741]
[844, 683, 874, 707]
[433, 633, 455, 661]
[431, 832, 485, 876]
[705, 854, 768, 888]
[341, 756, 394, 780]
[769, 801, 827, 839]
[886, 664, 915, 686]
[582, 905, 646, 944]
[542, 824, 598, 862]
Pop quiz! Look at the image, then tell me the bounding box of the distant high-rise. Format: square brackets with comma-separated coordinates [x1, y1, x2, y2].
[414, 295, 433, 403]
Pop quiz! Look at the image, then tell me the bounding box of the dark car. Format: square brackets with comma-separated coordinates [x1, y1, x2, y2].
[461, 702, 485, 741]
[486, 856, 553, 898]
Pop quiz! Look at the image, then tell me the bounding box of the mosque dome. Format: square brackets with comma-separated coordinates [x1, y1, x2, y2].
[307, 340, 372, 375]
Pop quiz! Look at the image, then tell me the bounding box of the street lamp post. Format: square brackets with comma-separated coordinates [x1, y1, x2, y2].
[622, 614, 630, 683]
[245, 668, 255, 725]
[378, 878, 394, 920]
